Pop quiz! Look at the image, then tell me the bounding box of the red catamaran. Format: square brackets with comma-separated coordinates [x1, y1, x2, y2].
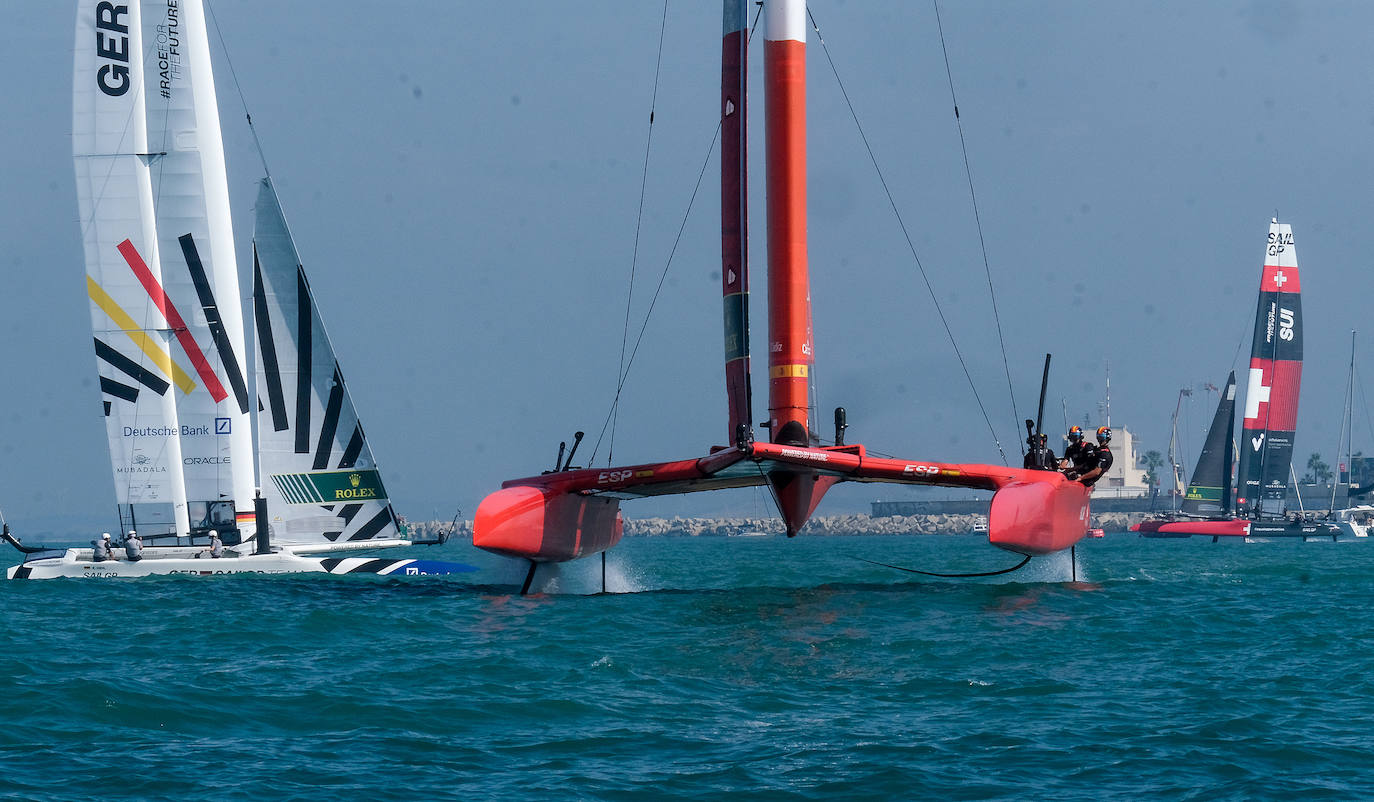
[472, 0, 1091, 577]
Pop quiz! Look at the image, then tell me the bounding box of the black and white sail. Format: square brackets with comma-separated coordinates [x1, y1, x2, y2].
[252, 179, 400, 545]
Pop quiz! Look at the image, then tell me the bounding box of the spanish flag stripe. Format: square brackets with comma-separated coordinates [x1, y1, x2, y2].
[769, 364, 809, 379]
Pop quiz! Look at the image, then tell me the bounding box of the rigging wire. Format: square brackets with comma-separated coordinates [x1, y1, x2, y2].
[592, 3, 764, 466]
[608, 0, 670, 467]
[204, 0, 271, 178]
[1330, 331, 1356, 510]
[588, 123, 725, 467]
[805, 8, 1009, 466]
[931, 0, 1020, 457]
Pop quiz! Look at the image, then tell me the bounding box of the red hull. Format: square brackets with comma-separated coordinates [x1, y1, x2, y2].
[988, 479, 1092, 555]
[1131, 519, 1250, 537]
[473, 486, 623, 563]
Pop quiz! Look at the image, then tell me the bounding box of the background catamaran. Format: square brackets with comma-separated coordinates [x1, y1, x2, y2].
[1134, 220, 1341, 541]
[471, 0, 1092, 590]
[6, 0, 472, 579]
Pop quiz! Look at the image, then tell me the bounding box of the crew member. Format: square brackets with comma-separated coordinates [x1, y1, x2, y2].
[1076, 427, 1115, 487]
[1023, 433, 1057, 471]
[124, 530, 143, 562]
[92, 532, 113, 562]
[1059, 425, 1092, 478]
[205, 530, 224, 559]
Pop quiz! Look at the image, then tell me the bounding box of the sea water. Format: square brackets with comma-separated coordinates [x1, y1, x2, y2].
[4, 533, 1374, 800]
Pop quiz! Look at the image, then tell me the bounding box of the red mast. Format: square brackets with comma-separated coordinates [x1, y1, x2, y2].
[763, 0, 834, 534]
[721, 0, 752, 446]
[764, 0, 814, 448]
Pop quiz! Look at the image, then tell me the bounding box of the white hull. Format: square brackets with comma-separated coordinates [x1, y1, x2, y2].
[1335, 523, 1370, 539]
[7, 544, 473, 580]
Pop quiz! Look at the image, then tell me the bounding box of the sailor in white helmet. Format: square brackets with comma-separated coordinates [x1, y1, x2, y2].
[124, 530, 143, 562]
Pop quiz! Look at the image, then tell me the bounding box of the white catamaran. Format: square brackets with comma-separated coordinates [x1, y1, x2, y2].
[5, 0, 471, 579]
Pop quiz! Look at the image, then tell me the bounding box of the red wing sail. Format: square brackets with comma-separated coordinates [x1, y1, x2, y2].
[473, 441, 1091, 562]
[721, 2, 752, 445]
[1236, 221, 1303, 517]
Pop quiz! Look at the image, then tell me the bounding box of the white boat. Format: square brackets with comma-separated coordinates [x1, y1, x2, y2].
[5, 526, 464, 580]
[7, 0, 471, 579]
[1333, 505, 1374, 539]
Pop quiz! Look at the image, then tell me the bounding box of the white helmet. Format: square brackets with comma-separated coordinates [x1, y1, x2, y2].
[127, 530, 136, 536]
[101, 532, 111, 539]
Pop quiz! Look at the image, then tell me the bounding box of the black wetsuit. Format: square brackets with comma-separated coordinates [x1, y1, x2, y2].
[1062, 441, 1094, 478]
[1023, 441, 1058, 471]
[1080, 444, 1114, 487]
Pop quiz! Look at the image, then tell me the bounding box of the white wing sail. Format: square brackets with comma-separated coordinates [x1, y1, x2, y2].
[74, 0, 256, 539]
[141, 0, 256, 535]
[252, 179, 401, 545]
[75, 0, 190, 535]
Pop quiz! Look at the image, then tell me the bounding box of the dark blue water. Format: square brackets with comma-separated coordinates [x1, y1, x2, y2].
[4, 533, 1374, 800]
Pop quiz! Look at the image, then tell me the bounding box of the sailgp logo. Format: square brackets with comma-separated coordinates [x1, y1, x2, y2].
[1252, 433, 1265, 451]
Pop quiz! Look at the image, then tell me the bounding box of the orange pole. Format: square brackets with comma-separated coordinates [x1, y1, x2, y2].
[764, 0, 813, 446]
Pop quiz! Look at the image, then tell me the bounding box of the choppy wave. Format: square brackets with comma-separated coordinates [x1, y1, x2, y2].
[4, 534, 1374, 799]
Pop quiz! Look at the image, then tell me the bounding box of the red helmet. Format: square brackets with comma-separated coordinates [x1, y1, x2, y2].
[1096, 426, 1112, 444]
[1068, 425, 1084, 442]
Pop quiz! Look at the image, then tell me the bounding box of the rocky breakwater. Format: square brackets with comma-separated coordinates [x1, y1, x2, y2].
[622, 511, 1147, 537]
[403, 511, 1150, 541]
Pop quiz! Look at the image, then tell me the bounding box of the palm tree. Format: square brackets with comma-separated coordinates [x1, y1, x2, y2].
[1305, 452, 1332, 485]
[1142, 450, 1165, 489]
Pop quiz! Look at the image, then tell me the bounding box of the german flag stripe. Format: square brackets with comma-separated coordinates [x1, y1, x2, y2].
[338, 503, 364, 525]
[294, 267, 312, 454]
[100, 376, 138, 403]
[253, 249, 289, 432]
[348, 506, 393, 541]
[338, 424, 365, 469]
[179, 234, 249, 414]
[116, 239, 228, 403]
[94, 338, 169, 396]
[313, 365, 345, 470]
[86, 276, 196, 394]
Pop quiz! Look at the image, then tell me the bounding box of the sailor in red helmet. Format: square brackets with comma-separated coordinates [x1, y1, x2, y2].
[1073, 427, 1115, 487]
[1058, 425, 1091, 478]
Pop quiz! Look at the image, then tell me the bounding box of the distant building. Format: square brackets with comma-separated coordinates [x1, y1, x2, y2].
[1090, 425, 1150, 498]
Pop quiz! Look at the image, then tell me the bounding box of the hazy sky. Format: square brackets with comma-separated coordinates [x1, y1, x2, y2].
[6, 1, 1374, 535]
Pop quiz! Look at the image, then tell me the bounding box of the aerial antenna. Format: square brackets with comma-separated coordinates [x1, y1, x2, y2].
[1105, 359, 1111, 428]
